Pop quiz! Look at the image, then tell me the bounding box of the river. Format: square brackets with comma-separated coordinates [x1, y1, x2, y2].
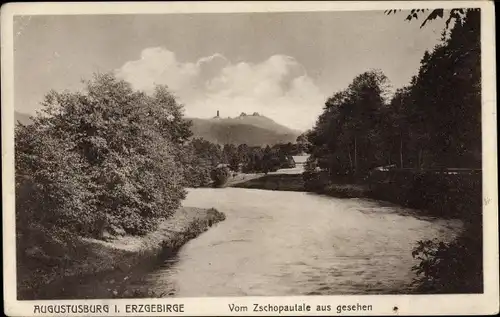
[138, 187, 462, 296]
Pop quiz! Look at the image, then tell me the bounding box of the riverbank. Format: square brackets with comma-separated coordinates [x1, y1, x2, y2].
[231, 173, 305, 191]
[230, 172, 371, 198]
[224, 172, 266, 187]
[17, 207, 225, 299]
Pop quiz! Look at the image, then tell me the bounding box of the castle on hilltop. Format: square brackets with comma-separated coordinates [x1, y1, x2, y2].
[214, 110, 261, 119]
[239, 112, 261, 117]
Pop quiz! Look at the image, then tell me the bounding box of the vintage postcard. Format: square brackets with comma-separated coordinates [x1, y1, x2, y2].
[1, 1, 498, 316]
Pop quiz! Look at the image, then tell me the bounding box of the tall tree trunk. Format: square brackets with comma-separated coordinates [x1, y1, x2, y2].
[418, 147, 423, 169]
[400, 134, 404, 168]
[347, 145, 353, 171]
[354, 135, 357, 174]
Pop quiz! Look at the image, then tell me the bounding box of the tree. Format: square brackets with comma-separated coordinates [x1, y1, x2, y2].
[190, 138, 223, 167]
[261, 145, 281, 174]
[407, 9, 481, 167]
[237, 143, 250, 167]
[296, 132, 311, 154]
[16, 73, 188, 237]
[243, 147, 264, 173]
[210, 165, 230, 187]
[222, 144, 240, 171]
[382, 86, 412, 168]
[149, 85, 193, 146]
[307, 69, 391, 178]
[181, 138, 223, 187]
[273, 144, 296, 168]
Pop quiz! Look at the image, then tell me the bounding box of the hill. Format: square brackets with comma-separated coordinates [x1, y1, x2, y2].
[189, 114, 301, 146]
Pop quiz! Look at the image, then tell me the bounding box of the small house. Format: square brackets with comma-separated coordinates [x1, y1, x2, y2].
[292, 154, 310, 167]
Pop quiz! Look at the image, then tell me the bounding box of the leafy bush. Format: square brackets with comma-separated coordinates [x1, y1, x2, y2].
[210, 166, 230, 187]
[179, 138, 223, 188]
[368, 170, 481, 218]
[15, 73, 189, 238]
[177, 144, 212, 188]
[303, 171, 330, 192]
[411, 221, 482, 293]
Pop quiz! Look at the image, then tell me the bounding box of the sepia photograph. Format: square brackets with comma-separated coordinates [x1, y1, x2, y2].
[2, 1, 498, 316]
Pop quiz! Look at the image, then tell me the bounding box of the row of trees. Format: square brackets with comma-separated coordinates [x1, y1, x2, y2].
[306, 9, 481, 178]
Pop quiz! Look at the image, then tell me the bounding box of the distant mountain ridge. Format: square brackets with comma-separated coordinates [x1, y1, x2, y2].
[14, 111, 301, 146]
[188, 114, 301, 146]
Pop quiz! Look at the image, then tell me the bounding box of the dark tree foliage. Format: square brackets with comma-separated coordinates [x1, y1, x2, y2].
[411, 216, 482, 293]
[210, 165, 231, 187]
[222, 144, 241, 171]
[409, 9, 481, 168]
[307, 9, 481, 181]
[273, 143, 296, 168]
[179, 138, 300, 184]
[385, 8, 473, 29]
[180, 138, 223, 188]
[307, 69, 391, 178]
[296, 132, 312, 154]
[262, 145, 280, 174]
[381, 8, 482, 293]
[242, 147, 264, 173]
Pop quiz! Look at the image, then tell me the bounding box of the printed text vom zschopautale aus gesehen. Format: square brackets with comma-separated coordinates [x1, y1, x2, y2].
[229, 302, 374, 314]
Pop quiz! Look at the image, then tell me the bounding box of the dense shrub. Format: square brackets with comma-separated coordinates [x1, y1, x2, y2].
[303, 170, 331, 192]
[411, 215, 483, 293]
[366, 170, 482, 218]
[181, 162, 212, 188]
[179, 138, 223, 188]
[303, 171, 322, 191]
[15, 73, 189, 238]
[210, 166, 230, 187]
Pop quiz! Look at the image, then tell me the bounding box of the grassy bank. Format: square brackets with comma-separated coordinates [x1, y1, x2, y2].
[230, 172, 368, 197]
[223, 172, 266, 187]
[230, 172, 368, 196]
[17, 207, 225, 300]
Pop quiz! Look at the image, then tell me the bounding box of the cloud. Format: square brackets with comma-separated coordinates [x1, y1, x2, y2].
[117, 47, 198, 93]
[116, 47, 326, 130]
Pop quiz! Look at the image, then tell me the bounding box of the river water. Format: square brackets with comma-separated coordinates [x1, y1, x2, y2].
[141, 188, 462, 296]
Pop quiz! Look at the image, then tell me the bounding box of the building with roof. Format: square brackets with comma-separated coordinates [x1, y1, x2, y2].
[292, 154, 310, 167]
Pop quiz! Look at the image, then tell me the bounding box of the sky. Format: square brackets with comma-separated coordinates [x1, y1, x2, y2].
[14, 11, 446, 130]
